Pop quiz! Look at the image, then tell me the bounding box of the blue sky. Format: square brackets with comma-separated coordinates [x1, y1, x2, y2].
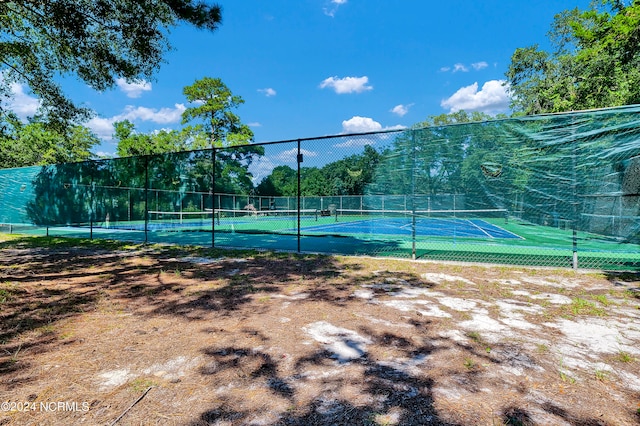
[7, 0, 592, 157]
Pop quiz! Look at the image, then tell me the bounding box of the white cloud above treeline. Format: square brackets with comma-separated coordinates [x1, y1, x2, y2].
[342, 116, 382, 133]
[320, 76, 372, 94]
[341, 116, 406, 134]
[116, 78, 152, 98]
[440, 80, 510, 113]
[87, 103, 186, 140]
[2, 79, 180, 140]
[335, 118, 407, 147]
[2, 82, 41, 120]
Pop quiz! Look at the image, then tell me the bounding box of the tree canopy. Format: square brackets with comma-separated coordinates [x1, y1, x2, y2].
[112, 76, 263, 195]
[506, 0, 640, 114]
[0, 119, 99, 169]
[181, 77, 254, 147]
[113, 120, 209, 158]
[256, 145, 381, 198]
[0, 0, 222, 129]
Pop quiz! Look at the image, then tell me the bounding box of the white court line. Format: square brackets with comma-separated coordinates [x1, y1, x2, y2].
[462, 219, 494, 238]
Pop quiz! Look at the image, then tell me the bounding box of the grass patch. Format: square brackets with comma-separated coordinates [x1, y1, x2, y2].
[559, 370, 576, 384]
[0, 288, 12, 303]
[591, 294, 614, 307]
[466, 331, 482, 343]
[594, 369, 610, 381]
[129, 378, 157, 393]
[616, 351, 635, 363]
[38, 324, 56, 335]
[536, 343, 550, 354]
[463, 358, 476, 370]
[565, 297, 607, 317]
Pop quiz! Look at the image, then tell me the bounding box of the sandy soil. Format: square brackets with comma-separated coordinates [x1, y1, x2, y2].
[0, 234, 639, 425]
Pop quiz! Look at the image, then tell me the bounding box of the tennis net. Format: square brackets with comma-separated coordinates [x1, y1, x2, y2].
[144, 208, 319, 231]
[147, 210, 213, 230]
[214, 208, 318, 225]
[334, 208, 509, 223]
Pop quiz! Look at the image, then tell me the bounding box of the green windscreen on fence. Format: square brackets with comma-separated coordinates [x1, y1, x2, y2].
[1, 104, 639, 269]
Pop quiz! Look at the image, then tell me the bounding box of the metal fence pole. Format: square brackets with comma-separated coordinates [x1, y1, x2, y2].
[297, 140, 302, 253]
[89, 161, 94, 240]
[572, 126, 579, 269]
[411, 129, 417, 260]
[144, 156, 149, 243]
[212, 147, 216, 248]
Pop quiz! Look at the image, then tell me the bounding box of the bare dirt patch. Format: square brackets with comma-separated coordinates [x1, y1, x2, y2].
[0, 235, 639, 425]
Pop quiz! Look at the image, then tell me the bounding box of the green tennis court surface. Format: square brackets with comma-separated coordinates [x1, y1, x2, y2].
[135, 208, 517, 239]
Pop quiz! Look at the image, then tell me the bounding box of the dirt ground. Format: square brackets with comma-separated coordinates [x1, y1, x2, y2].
[0, 234, 639, 426]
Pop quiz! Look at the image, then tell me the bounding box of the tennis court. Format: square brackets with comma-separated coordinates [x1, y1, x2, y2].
[89, 207, 520, 240]
[300, 209, 520, 239]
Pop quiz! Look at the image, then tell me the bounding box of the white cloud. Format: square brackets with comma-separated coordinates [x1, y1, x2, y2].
[472, 61, 489, 71]
[249, 156, 276, 185]
[342, 116, 382, 133]
[441, 80, 511, 113]
[323, 0, 347, 17]
[442, 62, 489, 73]
[86, 116, 118, 140]
[258, 88, 276, 97]
[1, 82, 42, 121]
[274, 148, 318, 162]
[119, 103, 186, 124]
[334, 138, 377, 148]
[116, 78, 152, 98]
[390, 103, 413, 117]
[334, 126, 407, 148]
[247, 122, 262, 127]
[86, 103, 186, 140]
[249, 148, 319, 184]
[385, 124, 409, 131]
[94, 151, 117, 159]
[453, 63, 469, 73]
[320, 76, 372, 94]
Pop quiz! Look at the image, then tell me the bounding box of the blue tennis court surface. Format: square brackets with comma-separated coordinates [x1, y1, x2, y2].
[301, 217, 523, 239]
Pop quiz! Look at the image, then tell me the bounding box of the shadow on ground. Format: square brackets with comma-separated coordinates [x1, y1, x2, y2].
[0, 235, 635, 425]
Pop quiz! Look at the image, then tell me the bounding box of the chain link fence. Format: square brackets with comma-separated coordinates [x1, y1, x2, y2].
[1, 105, 640, 269]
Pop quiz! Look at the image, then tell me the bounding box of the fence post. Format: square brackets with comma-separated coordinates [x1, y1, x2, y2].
[144, 156, 149, 243]
[411, 129, 417, 260]
[212, 147, 216, 248]
[571, 125, 579, 269]
[297, 140, 302, 253]
[89, 161, 94, 240]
